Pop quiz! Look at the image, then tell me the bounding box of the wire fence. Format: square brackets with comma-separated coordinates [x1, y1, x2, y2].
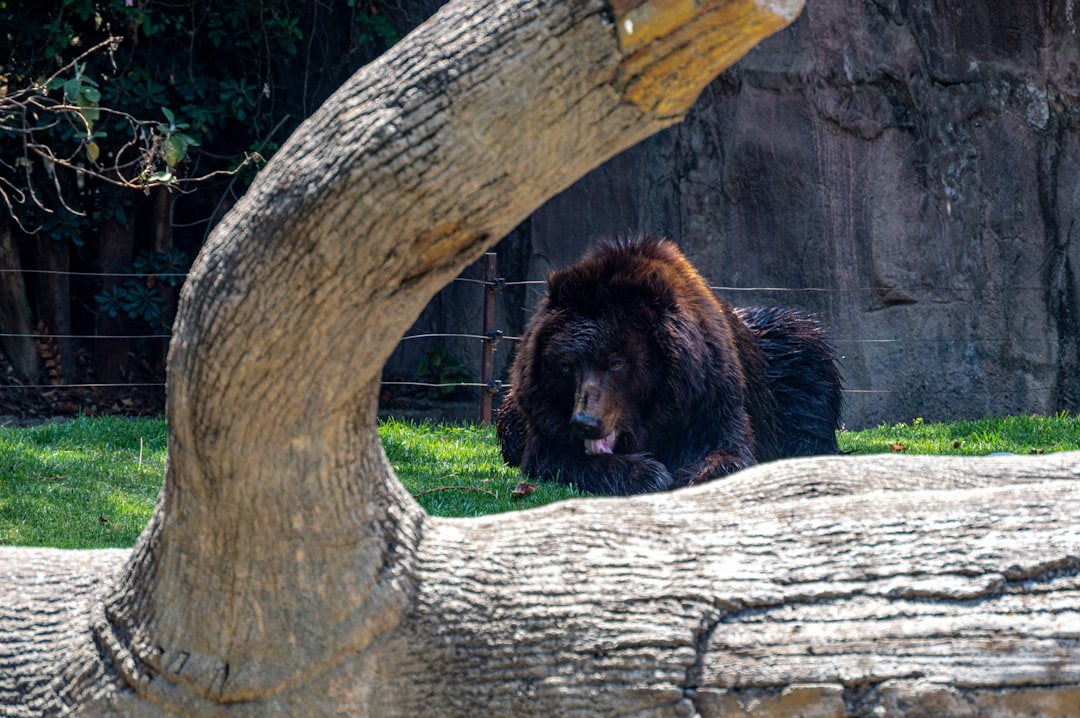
[0, 253, 1060, 422]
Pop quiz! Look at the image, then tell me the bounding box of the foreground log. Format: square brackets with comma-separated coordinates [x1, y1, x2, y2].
[4, 454, 1079, 716]
[2, 0, 1078, 715]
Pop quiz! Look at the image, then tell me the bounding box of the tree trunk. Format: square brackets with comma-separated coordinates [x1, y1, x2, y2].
[150, 186, 177, 367]
[0, 220, 39, 382]
[35, 237, 75, 385]
[2, 1, 1078, 716]
[93, 218, 135, 384]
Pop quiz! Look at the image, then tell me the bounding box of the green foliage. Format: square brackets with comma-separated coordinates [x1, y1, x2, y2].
[417, 344, 473, 396]
[2, 414, 1077, 549]
[46, 62, 101, 141]
[93, 249, 191, 326]
[2, 0, 409, 226]
[1, 0, 416, 384]
[154, 107, 200, 171]
[133, 247, 190, 286]
[40, 206, 88, 246]
[217, 77, 259, 122]
[112, 280, 165, 325]
[354, 8, 400, 47]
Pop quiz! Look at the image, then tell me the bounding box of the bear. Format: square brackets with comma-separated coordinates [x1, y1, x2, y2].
[495, 232, 842, 496]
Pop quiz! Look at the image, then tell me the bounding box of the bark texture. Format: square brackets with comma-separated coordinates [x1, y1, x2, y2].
[371, 453, 1080, 717]
[1, 0, 1077, 715]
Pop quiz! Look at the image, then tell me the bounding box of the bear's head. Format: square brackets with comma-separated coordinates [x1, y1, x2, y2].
[516, 247, 685, 455]
[534, 311, 656, 455]
[511, 233, 730, 458]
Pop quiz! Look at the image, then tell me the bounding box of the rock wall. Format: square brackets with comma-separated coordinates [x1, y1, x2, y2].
[385, 0, 1080, 429]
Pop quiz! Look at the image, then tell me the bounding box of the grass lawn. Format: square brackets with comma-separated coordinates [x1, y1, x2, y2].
[1, 412, 1077, 549]
[0, 415, 166, 548]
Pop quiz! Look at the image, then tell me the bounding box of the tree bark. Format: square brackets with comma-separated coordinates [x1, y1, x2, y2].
[34, 236, 75, 384]
[93, 218, 135, 384]
[2, 0, 1078, 716]
[150, 187, 177, 367]
[0, 220, 39, 382]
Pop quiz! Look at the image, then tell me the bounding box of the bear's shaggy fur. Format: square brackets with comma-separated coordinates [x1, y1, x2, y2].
[495, 233, 842, 495]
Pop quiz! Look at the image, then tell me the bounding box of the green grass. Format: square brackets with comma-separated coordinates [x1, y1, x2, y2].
[379, 418, 581, 517]
[1, 413, 1077, 548]
[838, 412, 1080, 456]
[0, 415, 579, 548]
[0, 415, 167, 548]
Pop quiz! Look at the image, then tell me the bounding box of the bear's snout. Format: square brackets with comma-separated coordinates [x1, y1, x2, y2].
[570, 411, 603, 437]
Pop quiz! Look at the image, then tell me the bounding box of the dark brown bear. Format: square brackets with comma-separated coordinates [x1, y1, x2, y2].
[495, 233, 842, 496]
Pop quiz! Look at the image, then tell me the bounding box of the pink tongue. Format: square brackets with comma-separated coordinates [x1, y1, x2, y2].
[584, 432, 617, 455]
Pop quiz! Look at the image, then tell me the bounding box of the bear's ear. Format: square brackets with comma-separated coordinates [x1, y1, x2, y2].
[547, 271, 565, 307]
[546, 269, 579, 310]
[644, 271, 679, 314]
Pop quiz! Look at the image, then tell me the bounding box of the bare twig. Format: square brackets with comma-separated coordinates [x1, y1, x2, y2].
[412, 485, 498, 499]
[0, 34, 261, 221]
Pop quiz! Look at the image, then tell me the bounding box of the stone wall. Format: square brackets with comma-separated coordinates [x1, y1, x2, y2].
[385, 0, 1080, 429]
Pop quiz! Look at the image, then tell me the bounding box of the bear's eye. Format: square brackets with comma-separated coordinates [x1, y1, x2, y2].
[558, 360, 573, 376]
[609, 358, 624, 371]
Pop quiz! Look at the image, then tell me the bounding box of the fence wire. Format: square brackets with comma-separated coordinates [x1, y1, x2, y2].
[0, 270, 1057, 402]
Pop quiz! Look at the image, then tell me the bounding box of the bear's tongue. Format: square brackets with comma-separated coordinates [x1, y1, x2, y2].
[584, 431, 618, 455]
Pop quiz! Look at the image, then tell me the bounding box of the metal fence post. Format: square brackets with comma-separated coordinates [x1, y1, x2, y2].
[479, 252, 499, 424]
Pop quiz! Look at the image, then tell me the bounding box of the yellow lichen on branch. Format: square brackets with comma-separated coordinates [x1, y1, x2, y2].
[613, 0, 802, 118]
